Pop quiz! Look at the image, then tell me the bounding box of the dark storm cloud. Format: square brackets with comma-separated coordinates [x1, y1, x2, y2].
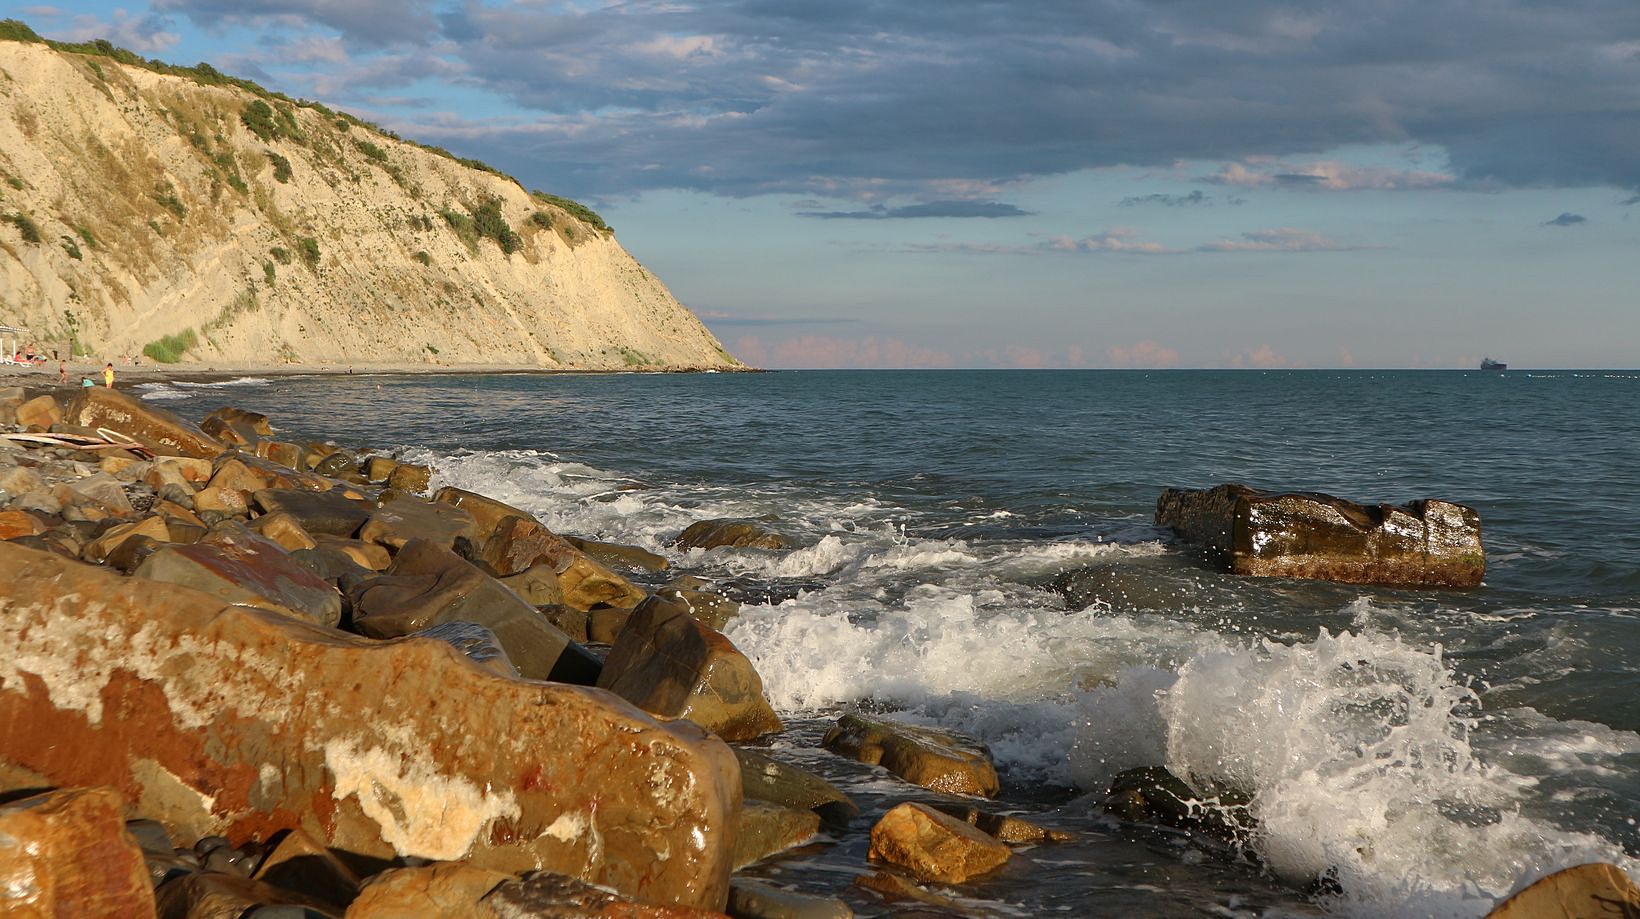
[155, 0, 1640, 200]
[1543, 212, 1587, 226]
[799, 201, 1032, 219]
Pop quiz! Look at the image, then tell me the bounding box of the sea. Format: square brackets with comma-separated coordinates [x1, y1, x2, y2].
[138, 368, 1640, 918]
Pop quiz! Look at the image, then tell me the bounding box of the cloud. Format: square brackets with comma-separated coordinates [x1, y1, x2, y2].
[1543, 212, 1587, 226]
[1043, 229, 1184, 254]
[144, 0, 1640, 201]
[703, 315, 858, 327]
[1231, 345, 1299, 368]
[732, 334, 957, 369]
[1198, 228, 1364, 252]
[1623, 194, 1640, 206]
[1208, 160, 1458, 191]
[1119, 190, 1212, 207]
[49, 10, 180, 53]
[1107, 340, 1182, 367]
[799, 200, 1032, 219]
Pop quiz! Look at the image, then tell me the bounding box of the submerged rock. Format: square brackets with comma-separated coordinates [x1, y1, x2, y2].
[734, 747, 859, 827]
[734, 800, 821, 870]
[928, 803, 1075, 845]
[822, 714, 998, 798]
[1154, 483, 1484, 588]
[672, 519, 788, 551]
[727, 881, 853, 919]
[1102, 766, 1254, 846]
[867, 802, 1010, 885]
[0, 542, 741, 909]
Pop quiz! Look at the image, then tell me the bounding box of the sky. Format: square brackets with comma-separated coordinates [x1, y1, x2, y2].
[8, 1, 1639, 369]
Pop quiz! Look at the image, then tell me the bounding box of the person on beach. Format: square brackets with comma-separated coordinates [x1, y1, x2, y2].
[58, 360, 67, 384]
[103, 362, 114, 388]
[80, 376, 94, 388]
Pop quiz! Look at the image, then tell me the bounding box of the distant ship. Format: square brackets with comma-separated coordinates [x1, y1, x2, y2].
[1480, 357, 1508, 371]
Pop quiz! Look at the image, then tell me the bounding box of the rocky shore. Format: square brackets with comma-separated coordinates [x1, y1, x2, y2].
[1, 384, 1634, 917]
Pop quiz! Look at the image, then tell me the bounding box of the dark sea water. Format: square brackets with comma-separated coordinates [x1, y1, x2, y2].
[141, 368, 1640, 917]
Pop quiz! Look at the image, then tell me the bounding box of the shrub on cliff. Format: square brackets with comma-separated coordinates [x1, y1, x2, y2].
[142, 328, 198, 363]
[3, 212, 41, 243]
[242, 100, 279, 141]
[472, 198, 522, 255]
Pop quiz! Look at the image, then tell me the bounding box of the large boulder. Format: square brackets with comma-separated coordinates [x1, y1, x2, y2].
[359, 495, 479, 551]
[0, 786, 157, 918]
[348, 539, 584, 682]
[867, 802, 1010, 885]
[0, 542, 741, 909]
[253, 488, 373, 537]
[1484, 863, 1640, 918]
[134, 523, 343, 628]
[345, 863, 510, 919]
[597, 595, 783, 741]
[1154, 483, 1484, 588]
[821, 714, 998, 797]
[66, 387, 226, 459]
[734, 748, 857, 826]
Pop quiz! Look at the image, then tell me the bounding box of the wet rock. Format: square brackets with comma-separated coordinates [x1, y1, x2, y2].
[126, 818, 196, 886]
[727, 880, 853, 919]
[414, 621, 521, 678]
[257, 440, 308, 471]
[734, 800, 821, 869]
[0, 786, 156, 918]
[659, 579, 741, 631]
[588, 607, 633, 644]
[852, 871, 966, 912]
[251, 512, 321, 552]
[482, 871, 729, 918]
[0, 542, 741, 908]
[598, 594, 783, 741]
[193, 485, 252, 521]
[155, 871, 338, 919]
[1102, 766, 1253, 845]
[312, 450, 357, 479]
[202, 407, 274, 438]
[734, 748, 858, 827]
[254, 488, 373, 538]
[1483, 862, 1640, 918]
[822, 715, 998, 798]
[67, 387, 226, 459]
[313, 536, 391, 571]
[344, 863, 510, 918]
[386, 463, 431, 494]
[252, 827, 362, 914]
[927, 803, 1074, 844]
[564, 535, 670, 572]
[135, 523, 343, 627]
[157, 456, 215, 484]
[349, 538, 579, 682]
[536, 604, 589, 641]
[359, 494, 479, 551]
[673, 519, 788, 551]
[475, 515, 645, 611]
[1154, 483, 1485, 588]
[362, 456, 398, 485]
[867, 802, 1010, 885]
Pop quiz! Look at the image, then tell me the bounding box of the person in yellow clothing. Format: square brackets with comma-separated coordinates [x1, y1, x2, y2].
[103, 362, 114, 388]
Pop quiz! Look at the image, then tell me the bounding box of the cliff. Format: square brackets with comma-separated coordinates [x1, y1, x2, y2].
[0, 34, 742, 371]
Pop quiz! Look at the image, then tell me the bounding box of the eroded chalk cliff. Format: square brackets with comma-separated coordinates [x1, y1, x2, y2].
[0, 37, 741, 370]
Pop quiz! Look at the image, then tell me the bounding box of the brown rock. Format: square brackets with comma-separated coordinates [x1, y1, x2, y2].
[867, 802, 1010, 885]
[349, 539, 577, 681]
[0, 541, 741, 909]
[193, 486, 251, 519]
[536, 605, 589, 642]
[657, 585, 740, 631]
[929, 803, 1074, 844]
[202, 407, 273, 437]
[735, 748, 858, 826]
[482, 871, 730, 918]
[565, 535, 671, 573]
[1482, 863, 1640, 919]
[0, 786, 156, 918]
[734, 800, 820, 869]
[360, 494, 480, 551]
[256, 440, 308, 471]
[67, 387, 226, 459]
[1, 464, 48, 498]
[314, 536, 392, 571]
[251, 511, 320, 552]
[15, 393, 63, 429]
[386, 463, 432, 494]
[0, 508, 49, 540]
[362, 456, 398, 484]
[253, 826, 362, 912]
[254, 488, 373, 537]
[414, 621, 521, 679]
[556, 552, 647, 612]
[597, 595, 782, 741]
[61, 471, 137, 516]
[155, 871, 339, 918]
[497, 563, 565, 607]
[727, 881, 853, 919]
[477, 516, 645, 611]
[673, 519, 788, 551]
[100, 454, 150, 481]
[821, 715, 998, 798]
[134, 524, 343, 627]
[345, 862, 511, 918]
[587, 607, 633, 644]
[83, 514, 171, 564]
[144, 461, 193, 492]
[200, 415, 259, 448]
[1154, 483, 1485, 588]
[852, 870, 965, 911]
[157, 456, 214, 484]
[432, 486, 532, 542]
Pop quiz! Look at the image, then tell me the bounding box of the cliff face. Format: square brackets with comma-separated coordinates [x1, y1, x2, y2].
[0, 39, 742, 370]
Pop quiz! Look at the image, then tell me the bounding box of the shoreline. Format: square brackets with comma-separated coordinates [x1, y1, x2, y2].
[0, 359, 761, 389]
